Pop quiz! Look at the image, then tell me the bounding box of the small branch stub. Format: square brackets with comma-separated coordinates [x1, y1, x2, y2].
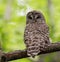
[0, 50, 7, 62]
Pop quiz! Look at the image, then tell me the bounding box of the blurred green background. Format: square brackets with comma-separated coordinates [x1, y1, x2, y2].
[0, 0, 60, 62]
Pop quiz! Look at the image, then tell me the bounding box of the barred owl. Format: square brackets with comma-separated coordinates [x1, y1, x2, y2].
[24, 10, 50, 57]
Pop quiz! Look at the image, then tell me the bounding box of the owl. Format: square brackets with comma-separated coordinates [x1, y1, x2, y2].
[24, 10, 50, 57]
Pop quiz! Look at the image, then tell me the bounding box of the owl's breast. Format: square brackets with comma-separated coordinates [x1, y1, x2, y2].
[26, 23, 48, 35]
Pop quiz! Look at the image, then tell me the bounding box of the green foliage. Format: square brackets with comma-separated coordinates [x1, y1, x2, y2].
[0, 0, 60, 62]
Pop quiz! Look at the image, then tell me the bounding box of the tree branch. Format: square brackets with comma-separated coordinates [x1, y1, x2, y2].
[3, 42, 60, 61]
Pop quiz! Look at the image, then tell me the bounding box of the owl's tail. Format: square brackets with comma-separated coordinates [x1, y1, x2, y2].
[27, 45, 40, 58]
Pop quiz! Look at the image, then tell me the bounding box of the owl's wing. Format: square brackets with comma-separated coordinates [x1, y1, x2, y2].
[39, 24, 50, 44]
[24, 27, 29, 44]
[43, 24, 50, 44]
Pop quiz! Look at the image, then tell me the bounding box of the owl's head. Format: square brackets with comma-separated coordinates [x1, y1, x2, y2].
[26, 10, 45, 23]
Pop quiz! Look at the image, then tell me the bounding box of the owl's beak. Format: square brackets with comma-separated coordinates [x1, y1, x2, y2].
[35, 20, 37, 22]
[32, 20, 36, 23]
[32, 17, 37, 23]
[34, 19, 37, 22]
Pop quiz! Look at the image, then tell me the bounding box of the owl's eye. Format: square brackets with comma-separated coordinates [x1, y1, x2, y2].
[28, 16, 32, 19]
[36, 15, 41, 19]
